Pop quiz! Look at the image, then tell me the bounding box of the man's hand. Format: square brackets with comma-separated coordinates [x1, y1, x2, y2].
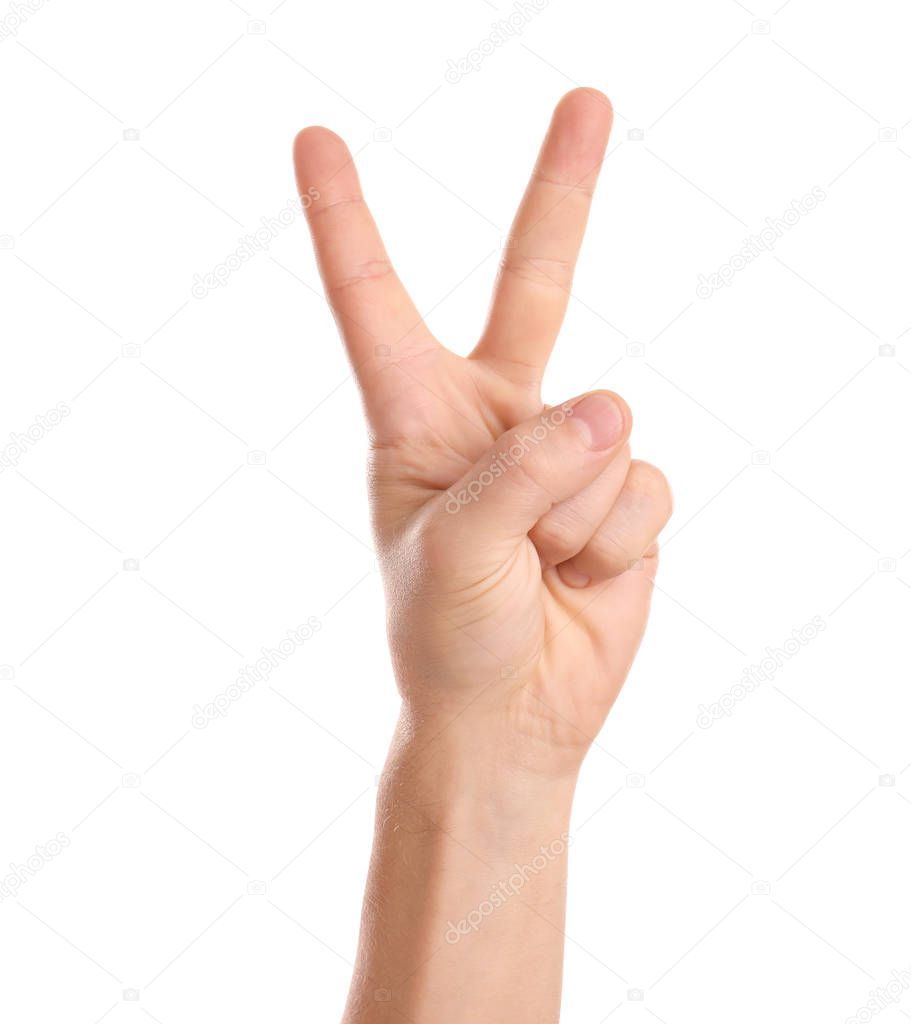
[294, 88, 671, 780]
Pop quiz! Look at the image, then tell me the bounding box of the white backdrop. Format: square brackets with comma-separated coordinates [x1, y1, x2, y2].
[2, 1, 910, 1021]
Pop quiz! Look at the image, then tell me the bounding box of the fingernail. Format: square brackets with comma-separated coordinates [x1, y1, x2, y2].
[557, 563, 591, 589]
[570, 393, 623, 450]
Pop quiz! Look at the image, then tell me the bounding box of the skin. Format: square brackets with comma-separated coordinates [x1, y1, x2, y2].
[294, 87, 673, 1023]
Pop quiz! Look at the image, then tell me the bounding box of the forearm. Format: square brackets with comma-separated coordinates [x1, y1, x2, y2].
[342, 715, 578, 1024]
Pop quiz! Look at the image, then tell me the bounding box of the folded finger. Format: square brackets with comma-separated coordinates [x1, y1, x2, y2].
[530, 443, 631, 568]
[556, 460, 672, 587]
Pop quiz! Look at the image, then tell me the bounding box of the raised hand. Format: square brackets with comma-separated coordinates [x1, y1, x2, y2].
[293, 88, 671, 779]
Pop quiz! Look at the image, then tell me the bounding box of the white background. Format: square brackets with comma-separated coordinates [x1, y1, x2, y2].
[1, 0, 910, 1021]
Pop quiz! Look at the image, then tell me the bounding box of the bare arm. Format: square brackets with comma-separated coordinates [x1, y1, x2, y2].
[292, 88, 672, 1023]
[342, 722, 575, 1022]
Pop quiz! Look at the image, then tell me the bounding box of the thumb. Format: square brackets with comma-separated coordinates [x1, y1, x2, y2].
[440, 391, 629, 549]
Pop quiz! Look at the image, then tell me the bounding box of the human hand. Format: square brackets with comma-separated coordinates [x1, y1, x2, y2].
[293, 88, 671, 781]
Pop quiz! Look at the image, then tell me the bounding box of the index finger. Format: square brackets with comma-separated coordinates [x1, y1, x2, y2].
[293, 127, 433, 373]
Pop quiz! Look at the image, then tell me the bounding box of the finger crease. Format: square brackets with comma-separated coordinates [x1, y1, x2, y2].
[327, 260, 396, 293]
[500, 258, 573, 290]
[308, 195, 366, 220]
[530, 171, 597, 197]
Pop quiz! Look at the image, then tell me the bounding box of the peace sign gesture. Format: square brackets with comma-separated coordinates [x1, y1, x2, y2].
[293, 89, 671, 774]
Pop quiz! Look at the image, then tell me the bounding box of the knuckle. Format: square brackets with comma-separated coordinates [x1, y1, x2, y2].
[583, 527, 630, 579]
[530, 512, 584, 565]
[504, 441, 566, 507]
[627, 460, 673, 517]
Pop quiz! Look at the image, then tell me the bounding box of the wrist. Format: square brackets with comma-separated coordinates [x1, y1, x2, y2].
[380, 710, 578, 862]
[348, 710, 576, 1022]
